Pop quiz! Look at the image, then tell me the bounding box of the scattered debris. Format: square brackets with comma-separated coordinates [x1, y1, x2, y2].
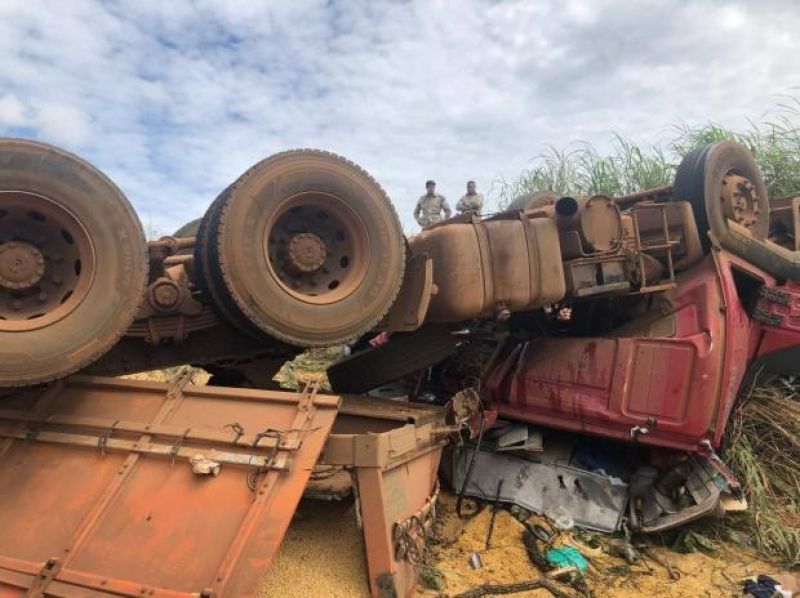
[468, 552, 483, 570]
[606, 539, 641, 565]
[545, 546, 589, 572]
[189, 454, 221, 476]
[772, 572, 800, 596]
[447, 440, 629, 532]
[274, 347, 343, 391]
[673, 529, 718, 554]
[742, 574, 793, 598]
[485, 479, 505, 549]
[549, 506, 575, 532]
[484, 421, 543, 454]
[449, 574, 576, 598]
[639, 546, 680, 581]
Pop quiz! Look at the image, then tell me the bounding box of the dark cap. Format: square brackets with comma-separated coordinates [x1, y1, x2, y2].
[425, 179, 435, 186]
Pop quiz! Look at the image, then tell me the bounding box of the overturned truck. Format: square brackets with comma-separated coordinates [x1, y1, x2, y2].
[0, 138, 798, 596]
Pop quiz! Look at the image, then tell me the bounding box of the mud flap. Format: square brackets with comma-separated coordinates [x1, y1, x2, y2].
[0, 376, 339, 597]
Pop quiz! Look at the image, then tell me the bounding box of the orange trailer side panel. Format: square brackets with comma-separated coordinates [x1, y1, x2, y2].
[0, 376, 339, 597]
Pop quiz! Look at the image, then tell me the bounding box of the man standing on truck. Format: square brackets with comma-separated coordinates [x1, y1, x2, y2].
[414, 180, 451, 228]
[456, 180, 484, 216]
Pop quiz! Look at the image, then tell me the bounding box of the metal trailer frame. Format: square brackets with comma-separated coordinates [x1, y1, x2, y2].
[0, 377, 447, 598]
[320, 394, 447, 597]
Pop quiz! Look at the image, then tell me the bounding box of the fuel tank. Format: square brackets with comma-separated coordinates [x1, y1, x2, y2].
[409, 215, 565, 322]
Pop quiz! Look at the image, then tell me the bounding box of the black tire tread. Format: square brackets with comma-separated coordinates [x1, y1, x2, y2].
[327, 326, 457, 394]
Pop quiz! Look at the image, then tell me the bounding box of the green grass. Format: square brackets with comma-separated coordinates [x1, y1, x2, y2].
[272, 347, 344, 391]
[494, 97, 800, 207]
[721, 376, 800, 565]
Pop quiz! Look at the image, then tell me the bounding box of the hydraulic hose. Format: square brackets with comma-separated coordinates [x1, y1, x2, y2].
[456, 398, 486, 519]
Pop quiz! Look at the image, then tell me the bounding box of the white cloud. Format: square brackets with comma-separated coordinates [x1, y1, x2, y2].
[0, 95, 27, 126]
[0, 0, 797, 236]
[31, 101, 92, 145]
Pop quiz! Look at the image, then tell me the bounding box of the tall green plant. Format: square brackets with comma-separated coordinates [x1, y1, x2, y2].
[494, 99, 800, 209]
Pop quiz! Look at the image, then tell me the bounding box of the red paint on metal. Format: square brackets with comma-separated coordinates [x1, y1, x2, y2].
[488, 251, 800, 451]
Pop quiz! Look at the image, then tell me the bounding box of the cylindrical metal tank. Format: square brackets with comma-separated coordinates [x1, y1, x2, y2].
[409, 215, 565, 322]
[555, 195, 622, 257]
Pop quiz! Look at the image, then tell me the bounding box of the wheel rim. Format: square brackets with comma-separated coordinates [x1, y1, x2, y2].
[264, 192, 369, 305]
[720, 173, 762, 232]
[0, 191, 96, 331]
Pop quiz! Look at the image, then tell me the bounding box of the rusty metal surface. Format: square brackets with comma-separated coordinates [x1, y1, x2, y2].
[0, 376, 339, 597]
[336, 393, 443, 426]
[385, 253, 434, 332]
[312, 395, 447, 597]
[409, 215, 566, 322]
[0, 194, 94, 326]
[553, 195, 622, 255]
[613, 184, 673, 208]
[356, 447, 441, 597]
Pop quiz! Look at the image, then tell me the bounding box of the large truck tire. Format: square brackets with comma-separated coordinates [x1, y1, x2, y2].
[195, 150, 406, 346]
[673, 141, 770, 253]
[673, 141, 798, 279]
[0, 139, 148, 387]
[327, 325, 458, 394]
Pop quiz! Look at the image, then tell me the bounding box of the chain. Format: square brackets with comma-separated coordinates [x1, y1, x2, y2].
[392, 480, 440, 566]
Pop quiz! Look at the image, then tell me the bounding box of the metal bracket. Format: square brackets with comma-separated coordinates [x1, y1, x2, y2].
[170, 428, 191, 465]
[97, 420, 119, 455]
[25, 558, 62, 597]
[166, 367, 194, 400]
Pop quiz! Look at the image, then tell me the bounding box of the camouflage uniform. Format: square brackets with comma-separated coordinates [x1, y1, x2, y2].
[456, 192, 484, 215]
[414, 193, 452, 227]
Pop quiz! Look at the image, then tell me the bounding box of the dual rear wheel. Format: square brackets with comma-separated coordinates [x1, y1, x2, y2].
[193, 150, 406, 347]
[1, 143, 407, 387]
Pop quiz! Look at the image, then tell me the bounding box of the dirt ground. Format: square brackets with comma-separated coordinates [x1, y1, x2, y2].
[256, 491, 786, 598]
[419, 493, 786, 598]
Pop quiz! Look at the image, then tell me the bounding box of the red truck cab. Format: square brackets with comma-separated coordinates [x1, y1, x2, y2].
[486, 249, 800, 452]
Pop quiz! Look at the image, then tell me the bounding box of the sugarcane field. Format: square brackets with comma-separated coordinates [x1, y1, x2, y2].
[0, 2, 799, 597]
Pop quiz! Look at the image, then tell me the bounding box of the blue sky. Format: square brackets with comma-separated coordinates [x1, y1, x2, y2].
[0, 0, 798, 236]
